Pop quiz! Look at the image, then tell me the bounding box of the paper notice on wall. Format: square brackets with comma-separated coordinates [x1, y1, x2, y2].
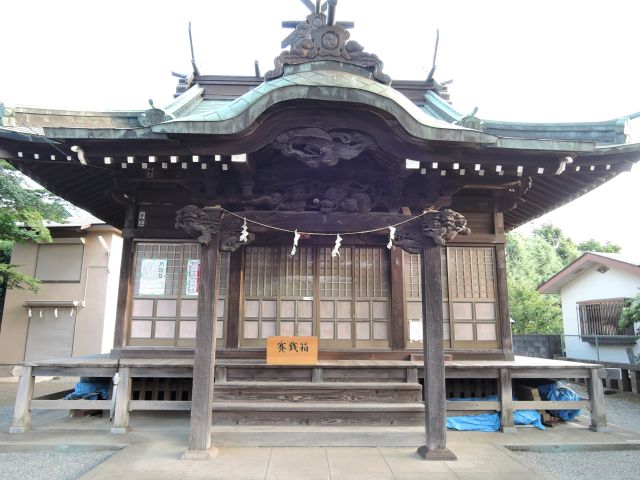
[139, 258, 167, 295]
[185, 259, 200, 295]
[409, 320, 423, 342]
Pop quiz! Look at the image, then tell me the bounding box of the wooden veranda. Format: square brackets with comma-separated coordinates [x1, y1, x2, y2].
[11, 355, 608, 435]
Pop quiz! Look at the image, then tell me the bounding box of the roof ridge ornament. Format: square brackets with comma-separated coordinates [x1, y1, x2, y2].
[138, 99, 173, 127]
[265, 3, 391, 84]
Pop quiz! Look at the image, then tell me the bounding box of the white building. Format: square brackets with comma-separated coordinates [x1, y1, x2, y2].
[538, 252, 640, 363]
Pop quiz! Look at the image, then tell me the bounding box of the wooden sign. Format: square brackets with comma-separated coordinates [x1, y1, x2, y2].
[266, 336, 318, 365]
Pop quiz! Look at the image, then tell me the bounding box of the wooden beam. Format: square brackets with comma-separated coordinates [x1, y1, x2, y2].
[417, 243, 456, 461]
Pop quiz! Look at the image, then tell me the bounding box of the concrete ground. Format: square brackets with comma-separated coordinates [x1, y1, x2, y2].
[2, 378, 640, 480]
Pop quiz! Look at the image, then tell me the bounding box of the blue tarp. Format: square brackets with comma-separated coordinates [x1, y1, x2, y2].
[64, 378, 110, 401]
[446, 395, 545, 431]
[537, 383, 582, 421]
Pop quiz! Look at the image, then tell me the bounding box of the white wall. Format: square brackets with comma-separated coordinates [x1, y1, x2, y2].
[561, 265, 640, 363]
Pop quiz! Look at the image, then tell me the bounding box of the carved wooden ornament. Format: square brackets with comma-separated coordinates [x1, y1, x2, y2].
[265, 12, 390, 84]
[392, 209, 471, 252]
[175, 205, 223, 245]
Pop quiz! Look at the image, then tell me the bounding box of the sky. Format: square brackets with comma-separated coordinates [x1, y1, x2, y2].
[1, 0, 639, 253]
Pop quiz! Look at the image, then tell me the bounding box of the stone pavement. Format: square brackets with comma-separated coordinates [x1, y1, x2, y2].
[2, 378, 640, 480]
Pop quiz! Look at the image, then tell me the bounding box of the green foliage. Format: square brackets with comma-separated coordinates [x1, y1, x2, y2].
[532, 223, 579, 265]
[507, 223, 626, 335]
[619, 291, 640, 331]
[577, 238, 621, 253]
[0, 160, 69, 293]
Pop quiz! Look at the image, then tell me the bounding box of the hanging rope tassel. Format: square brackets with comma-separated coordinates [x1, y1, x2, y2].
[239, 218, 249, 243]
[291, 229, 301, 256]
[387, 226, 396, 249]
[331, 234, 342, 257]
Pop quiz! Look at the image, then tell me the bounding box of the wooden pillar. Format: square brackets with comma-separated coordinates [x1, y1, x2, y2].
[112, 204, 136, 351]
[494, 232, 513, 360]
[587, 368, 607, 432]
[10, 366, 35, 433]
[417, 243, 456, 460]
[225, 249, 243, 349]
[177, 206, 223, 459]
[390, 246, 406, 350]
[499, 368, 516, 433]
[111, 367, 132, 434]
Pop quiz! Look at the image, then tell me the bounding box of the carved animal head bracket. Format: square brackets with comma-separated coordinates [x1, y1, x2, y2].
[265, 12, 390, 84]
[423, 209, 471, 245]
[175, 205, 223, 245]
[392, 209, 471, 252]
[272, 127, 377, 168]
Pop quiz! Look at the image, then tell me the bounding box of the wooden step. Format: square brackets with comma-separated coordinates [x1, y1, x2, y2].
[213, 381, 422, 403]
[211, 401, 425, 426]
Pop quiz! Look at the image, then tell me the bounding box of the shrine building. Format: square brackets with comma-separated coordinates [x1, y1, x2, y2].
[1, 1, 639, 460]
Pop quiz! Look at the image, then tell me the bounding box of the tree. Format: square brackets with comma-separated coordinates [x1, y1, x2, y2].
[0, 160, 68, 295]
[577, 238, 621, 253]
[619, 291, 640, 332]
[507, 223, 625, 335]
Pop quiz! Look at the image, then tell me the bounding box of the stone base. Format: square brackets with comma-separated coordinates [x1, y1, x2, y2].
[182, 447, 219, 460]
[589, 425, 609, 432]
[416, 445, 457, 461]
[9, 426, 28, 434]
[111, 427, 129, 434]
[501, 426, 518, 434]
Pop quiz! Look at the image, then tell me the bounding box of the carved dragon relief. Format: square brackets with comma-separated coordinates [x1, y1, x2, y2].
[245, 179, 385, 214]
[265, 12, 391, 84]
[392, 209, 471, 253]
[272, 128, 377, 168]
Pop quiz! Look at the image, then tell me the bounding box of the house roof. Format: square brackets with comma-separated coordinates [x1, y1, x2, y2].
[538, 252, 640, 294]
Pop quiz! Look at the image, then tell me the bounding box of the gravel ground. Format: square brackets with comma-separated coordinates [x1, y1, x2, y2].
[568, 382, 640, 432]
[514, 382, 640, 479]
[0, 450, 114, 480]
[517, 450, 640, 480]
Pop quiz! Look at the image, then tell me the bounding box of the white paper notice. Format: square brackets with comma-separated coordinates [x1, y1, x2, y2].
[139, 258, 168, 295]
[185, 259, 200, 295]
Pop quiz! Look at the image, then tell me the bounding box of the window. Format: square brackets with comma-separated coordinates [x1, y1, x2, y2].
[35, 243, 84, 282]
[241, 245, 390, 348]
[128, 242, 229, 346]
[578, 299, 634, 343]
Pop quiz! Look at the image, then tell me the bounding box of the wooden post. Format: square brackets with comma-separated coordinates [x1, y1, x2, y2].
[587, 368, 607, 432]
[417, 243, 456, 461]
[631, 370, 640, 394]
[111, 367, 132, 434]
[112, 204, 136, 352]
[178, 206, 223, 460]
[499, 368, 516, 432]
[225, 249, 243, 349]
[620, 369, 632, 392]
[10, 366, 35, 433]
[494, 218, 513, 360]
[389, 246, 406, 350]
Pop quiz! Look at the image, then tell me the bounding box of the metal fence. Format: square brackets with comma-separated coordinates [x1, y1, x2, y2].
[561, 334, 640, 365]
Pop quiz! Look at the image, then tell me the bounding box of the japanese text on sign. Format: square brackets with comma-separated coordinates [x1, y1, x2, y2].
[266, 336, 318, 365]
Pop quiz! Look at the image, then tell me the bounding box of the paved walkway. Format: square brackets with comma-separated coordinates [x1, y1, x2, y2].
[2, 377, 640, 480]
